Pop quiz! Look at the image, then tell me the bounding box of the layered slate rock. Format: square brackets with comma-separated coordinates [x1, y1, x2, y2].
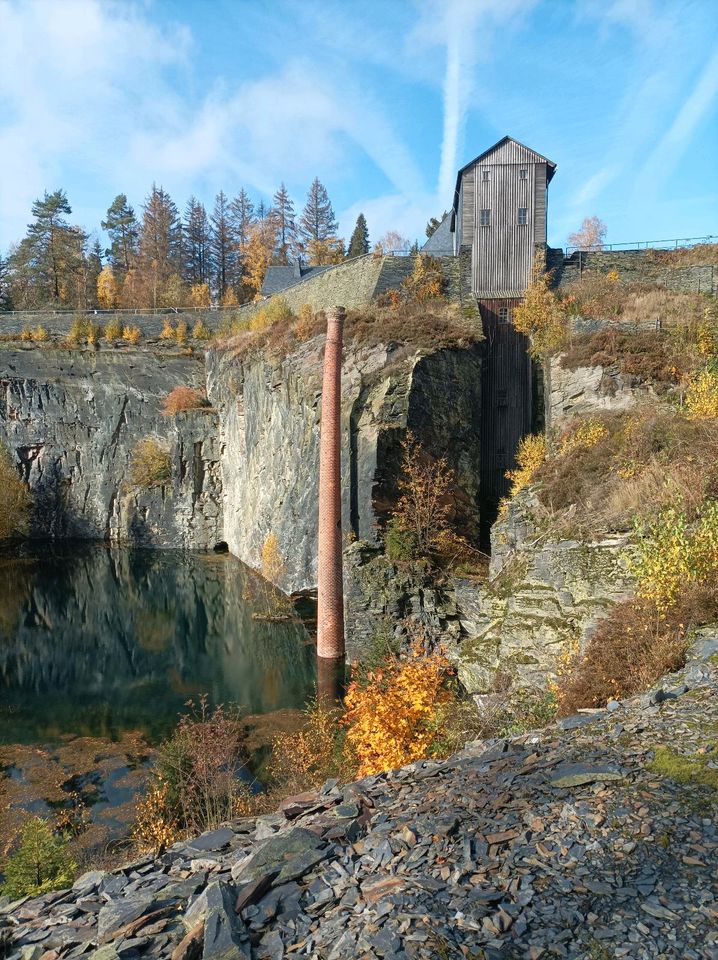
[2, 638, 717, 959]
[0, 348, 222, 549]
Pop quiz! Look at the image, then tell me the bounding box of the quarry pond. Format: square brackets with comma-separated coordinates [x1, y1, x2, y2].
[0, 543, 316, 861]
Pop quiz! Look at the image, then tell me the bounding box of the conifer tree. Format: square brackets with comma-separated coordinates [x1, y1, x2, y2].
[229, 189, 255, 251]
[298, 178, 338, 253]
[102, 194, 139, 273]
[210, 191, 234, 299]
[137, 184, 181, 308]
[347, 213, 369, 258]
[85, 238, 103, 308]
[11, 190, 78, 304]
[270, 183, 296, 264]
[0, 256, 12, 310]
[183, 197, 211, 285]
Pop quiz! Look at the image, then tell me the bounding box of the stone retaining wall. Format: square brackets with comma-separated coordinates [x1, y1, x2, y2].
[555, 249, 717, 293]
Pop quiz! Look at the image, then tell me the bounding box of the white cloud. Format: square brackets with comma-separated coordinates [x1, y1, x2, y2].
[409, 0, 537, 201]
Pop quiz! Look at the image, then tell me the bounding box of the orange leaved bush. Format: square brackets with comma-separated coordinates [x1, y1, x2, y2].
[342, 647, 453, 777]
[161, 387, 210, 416]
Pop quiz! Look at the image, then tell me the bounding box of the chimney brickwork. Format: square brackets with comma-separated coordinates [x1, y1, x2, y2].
[316, 306, 346, 660]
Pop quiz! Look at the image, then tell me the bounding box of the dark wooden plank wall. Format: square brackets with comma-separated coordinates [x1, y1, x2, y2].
[457, 142, 549, 296]
[479, 299, 532, 500]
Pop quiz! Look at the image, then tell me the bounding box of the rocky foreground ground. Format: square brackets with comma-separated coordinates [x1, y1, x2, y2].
[2, 637, 718, 960]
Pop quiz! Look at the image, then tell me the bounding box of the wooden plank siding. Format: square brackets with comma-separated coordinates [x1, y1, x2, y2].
[457, 145, 549, 296]
[478, 299, 532, 500]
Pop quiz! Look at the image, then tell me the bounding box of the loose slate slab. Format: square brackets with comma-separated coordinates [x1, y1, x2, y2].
[549, 764, 624, 788]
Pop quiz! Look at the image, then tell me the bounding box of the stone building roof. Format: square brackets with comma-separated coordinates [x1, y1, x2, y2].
[260, 263, 332, 297]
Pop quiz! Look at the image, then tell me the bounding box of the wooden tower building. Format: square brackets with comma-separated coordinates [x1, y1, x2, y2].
[445, 136, 557, 527]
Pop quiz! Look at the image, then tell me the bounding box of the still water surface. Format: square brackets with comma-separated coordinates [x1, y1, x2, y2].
[0, 544, 317, 855]
[0, 543, 316, 745]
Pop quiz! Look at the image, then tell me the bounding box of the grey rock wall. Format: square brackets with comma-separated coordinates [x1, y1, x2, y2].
[545, 354, 656, 429]
[449, 494, 633, 694]
[0, 347, 223, 549]
[206, 338, 482, 594]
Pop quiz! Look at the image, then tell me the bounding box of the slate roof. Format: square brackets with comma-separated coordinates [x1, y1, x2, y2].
[421, 213, 454, 256]
[260, 263, 333, 297]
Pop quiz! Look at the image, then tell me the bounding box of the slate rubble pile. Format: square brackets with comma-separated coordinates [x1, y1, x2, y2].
[2, 639, 718, 960]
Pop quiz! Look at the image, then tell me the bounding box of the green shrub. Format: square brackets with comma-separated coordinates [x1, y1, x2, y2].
[2, 818, 76, 899]
[129, 438, 171, 488]
[384, 516, 420, 562]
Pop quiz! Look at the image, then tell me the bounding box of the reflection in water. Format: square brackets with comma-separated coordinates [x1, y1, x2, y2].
[0, 543, 316, 745]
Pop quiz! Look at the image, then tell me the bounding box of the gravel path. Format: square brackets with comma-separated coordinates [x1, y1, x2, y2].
[2, 635, 717, 960]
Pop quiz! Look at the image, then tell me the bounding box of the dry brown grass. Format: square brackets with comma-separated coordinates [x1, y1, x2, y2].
[646, 243, 718, 267]
[562, 274, 708, 329]
[216, 298, 482, 363]
[160, 386, 210, 416]
[534, 408, 718, 538]
[559, 327, 695, 388]
[557, 585, 716, 713]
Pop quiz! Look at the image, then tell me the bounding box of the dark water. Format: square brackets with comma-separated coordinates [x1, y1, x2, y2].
[0, 543, 317, 745]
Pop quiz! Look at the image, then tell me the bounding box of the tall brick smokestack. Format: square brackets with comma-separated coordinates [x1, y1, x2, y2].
[316, 306, 345, 661]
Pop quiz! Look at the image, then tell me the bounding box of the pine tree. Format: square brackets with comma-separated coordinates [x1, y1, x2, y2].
[347, 213, 369, 258]
[11, 190, 79, 304]
[102, 194, 139, 273]
[210, 191, 234, 299]
[137, 184, 181, 307]
[183, 197, 211, 285]
[270, 183, 296, 264]
[298, 178, 338, 254]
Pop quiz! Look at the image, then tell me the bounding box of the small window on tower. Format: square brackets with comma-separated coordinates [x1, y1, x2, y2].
[481, 169, 490, 182]
[518, 207, 528, 225]
[480, 208, 491, 226]
[498, 306, 509, 324]
[519, 168, 528, 180]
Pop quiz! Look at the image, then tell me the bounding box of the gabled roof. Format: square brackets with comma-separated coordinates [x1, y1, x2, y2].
[421, 212, 453, 255]
[450, 136, 557, 227]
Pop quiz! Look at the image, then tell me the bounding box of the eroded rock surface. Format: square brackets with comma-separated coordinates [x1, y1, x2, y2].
[0, 348, 222, 549]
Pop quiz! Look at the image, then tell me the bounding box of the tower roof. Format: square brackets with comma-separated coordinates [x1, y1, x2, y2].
[450, 136, 556, 229]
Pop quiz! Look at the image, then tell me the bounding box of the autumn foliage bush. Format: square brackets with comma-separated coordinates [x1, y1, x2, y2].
[512, 259, 567, 356]
[129, 438, 171, 488]
[0, 443, 31, 539]
[342, 647, 453, 777]
[133, 699, 254, 852]
[160, 387, 210, 416]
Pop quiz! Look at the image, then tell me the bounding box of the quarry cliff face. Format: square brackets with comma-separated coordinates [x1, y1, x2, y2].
[206, 337, 482, 594]
[0, 348, 222, 549]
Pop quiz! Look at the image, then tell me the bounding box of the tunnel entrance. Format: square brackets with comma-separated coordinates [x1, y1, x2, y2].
[477, 299, 534, 554]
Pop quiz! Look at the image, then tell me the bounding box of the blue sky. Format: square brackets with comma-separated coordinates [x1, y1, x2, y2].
[1, 0, 717, 254]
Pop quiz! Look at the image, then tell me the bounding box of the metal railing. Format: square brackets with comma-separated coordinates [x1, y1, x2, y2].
[565, 235, 717, 256]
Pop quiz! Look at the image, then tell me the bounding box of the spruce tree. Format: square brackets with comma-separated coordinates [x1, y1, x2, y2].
[348, 213, 369, 258]
[85, 239, 103, 308]
[230, 189, 255, 251]
[425, 212, 448, 238]
[102, 195, 139, 273]
[210, 191, 235, 298]
[298, 178, 338, 251]
[270, 183, 296, 264]
[183, 197, 211, 284]
[137, 184, 181, 307]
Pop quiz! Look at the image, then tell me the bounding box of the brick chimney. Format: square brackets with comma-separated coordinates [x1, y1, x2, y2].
[316, 306, 345, 661]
